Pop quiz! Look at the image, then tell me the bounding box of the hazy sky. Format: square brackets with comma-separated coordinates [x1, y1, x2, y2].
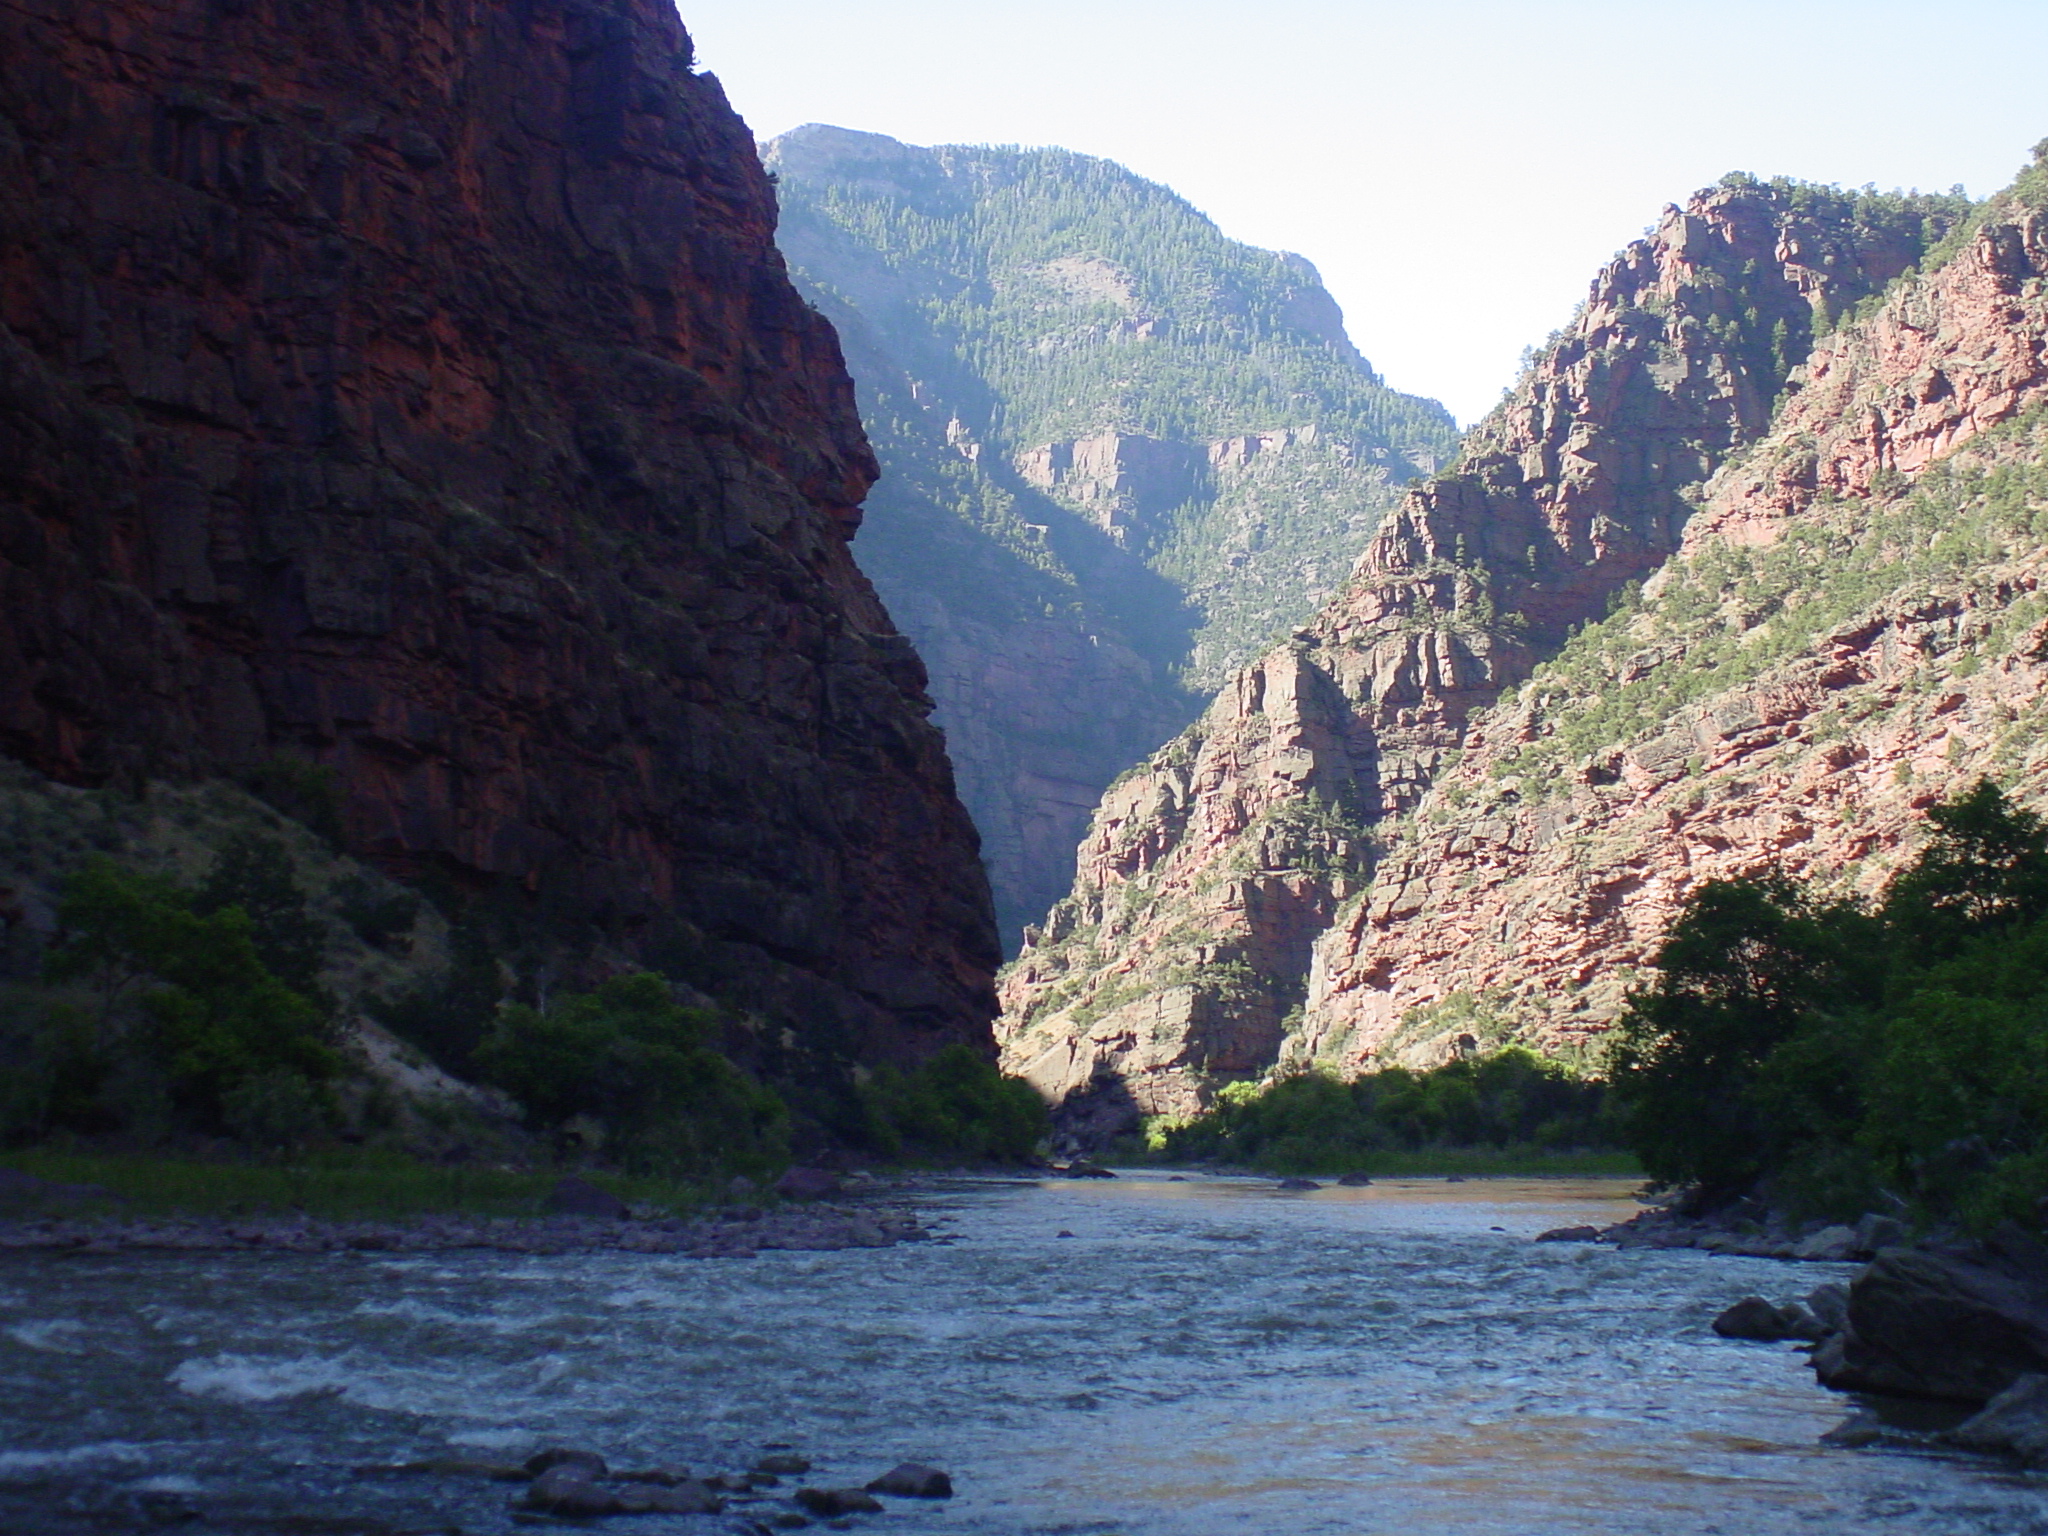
[681, 1, 2048, 425]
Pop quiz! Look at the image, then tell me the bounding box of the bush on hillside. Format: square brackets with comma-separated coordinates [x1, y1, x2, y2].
[474, 972, 788, 1178]
[858, 1042, 1047, 1164]
[1609, 780, 2048, 1228]
[21, 857, 340, 1144]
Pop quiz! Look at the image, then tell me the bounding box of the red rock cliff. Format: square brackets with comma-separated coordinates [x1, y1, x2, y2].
[0, 0, 999, 1057]
[1305, 172, 2048, 1066]
[999, 178, 1968, 1131]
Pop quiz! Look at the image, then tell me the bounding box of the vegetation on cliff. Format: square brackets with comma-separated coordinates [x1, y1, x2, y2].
[1477, 408, 2048, 805]
[1611, 782, 2048, 1230]
[768, 126, 1457, 941]
[0, 764, 1043, 1190]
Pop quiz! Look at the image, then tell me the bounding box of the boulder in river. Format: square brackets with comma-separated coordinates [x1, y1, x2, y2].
[1805, 1283, 1849, 1334]
[521, 1465, 624, 1515]
[1335, 1172, 1374, 1187]
[1946, 1373, 2048, 1468]
[1712, 1295, 1824, 1342]
[1793, 1224, 1859, 1262]
[618, 1481, 723, 1515]
[1853, 1212, 1910, 1255]
[1813, 1229, 2048, 1402]
[755, 1454, 812, 1476]
[865, 1462, 953, 1498]
[1275, 1178, 1320, 1191]
[795, 1486, 884, 1515]
[1062, 1161, 1116, 1179]
[526, 1448, 608, 1480]
[1535, 1225, 1601, 1243]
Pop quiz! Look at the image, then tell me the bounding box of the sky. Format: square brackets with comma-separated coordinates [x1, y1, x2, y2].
[679, 0, 2048, 427]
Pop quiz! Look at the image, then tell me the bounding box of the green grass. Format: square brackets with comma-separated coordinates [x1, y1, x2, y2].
[0, 1149, 719, 1221]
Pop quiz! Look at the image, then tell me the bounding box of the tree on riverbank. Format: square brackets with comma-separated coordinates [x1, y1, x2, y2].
[1157, 1047, 1616, 1174]
[1610, 780, 2048, 1229]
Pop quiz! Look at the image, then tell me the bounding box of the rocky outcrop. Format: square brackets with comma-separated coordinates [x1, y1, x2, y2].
[766, 124, 1456, 948]
[1000, 176, 1974, 1126]
[1814, 1232, 2048, 1403]
[1306, 171, 2048, 1065]
[0, 0, 998, 1059]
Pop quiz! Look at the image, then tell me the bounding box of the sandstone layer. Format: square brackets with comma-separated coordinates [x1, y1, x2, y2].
[0, 0, 998, 1058]
[1000, 177, 1975, 1127]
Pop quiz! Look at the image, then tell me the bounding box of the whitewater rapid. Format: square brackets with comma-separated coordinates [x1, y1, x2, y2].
[2, 1174, 2041, 1534]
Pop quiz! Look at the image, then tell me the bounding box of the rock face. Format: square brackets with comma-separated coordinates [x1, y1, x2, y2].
[765, 125, 1457, 945]
[1304, 169, 2048, 1066]
[1000, 176, 1974, 1125]
[1815, 1236, 2048, 1403]
[0, 0, 998, 1059]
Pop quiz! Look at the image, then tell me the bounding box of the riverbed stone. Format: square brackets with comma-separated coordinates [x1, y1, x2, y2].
[1814, 1241, 2048, 1402]
[755, 1454, 812, 1476]
[1536, 1225, 1601, 1243]
[1713, 1296, 1806, 1341]
[521, 1465, 622, 1515]
[795, 1486, 884, 1515]
[617, 1481, 723, 1514]
[776, 1168, 843, 1201]
[1793, 1225, 1859, 1262]
[1946, 1373, 2048, 1467]
[526, 1448, 608, 1479]
[865, 1462, 953, 1498]
[1854, 1212, 1910, 1256]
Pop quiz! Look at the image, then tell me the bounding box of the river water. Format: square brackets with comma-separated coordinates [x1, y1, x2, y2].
[2, 1173, 2042, 1535]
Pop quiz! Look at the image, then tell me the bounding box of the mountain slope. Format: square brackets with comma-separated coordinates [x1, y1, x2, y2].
[998, 173, 1976, 1134]
[0, 0, 998, 1065]
[765, 125, 1458, 941]
[1306, 156, 2048, 1068]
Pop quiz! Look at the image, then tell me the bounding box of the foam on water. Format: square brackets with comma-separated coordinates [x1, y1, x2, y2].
[0, 1175, 2041, 1535]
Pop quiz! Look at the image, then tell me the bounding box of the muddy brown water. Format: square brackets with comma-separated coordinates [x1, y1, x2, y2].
[2, 1173, 2042, 1534]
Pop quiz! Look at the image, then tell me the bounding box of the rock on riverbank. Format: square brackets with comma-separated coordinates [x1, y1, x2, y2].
[0, 1203, 936, 1258]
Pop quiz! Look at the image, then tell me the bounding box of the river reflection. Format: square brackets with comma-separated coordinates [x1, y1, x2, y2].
[1, 1173, 2042, 1534]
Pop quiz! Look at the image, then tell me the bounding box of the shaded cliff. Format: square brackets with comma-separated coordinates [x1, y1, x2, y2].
[765, 125, 1458, 944]
[1306, 159, 2048, 1068]
[999, 175, 1973, 1131]
[0, 0, 998, 1063]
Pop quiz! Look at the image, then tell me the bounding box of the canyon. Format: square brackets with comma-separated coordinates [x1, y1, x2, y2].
[0, 0, 996, 1067]
[996, 170, 2048, 1133]
[764, 125, 1456, 943]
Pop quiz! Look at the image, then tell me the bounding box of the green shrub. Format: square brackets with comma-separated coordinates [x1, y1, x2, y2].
[859, 1043, 1047, 1164]
[1163, 1047, 1613, 1173]
[474, 973, 788, 1178]
[1608, 781, 2048, 1227]
[368, 922, 504, 1074]
[38, 857, 340, 1139]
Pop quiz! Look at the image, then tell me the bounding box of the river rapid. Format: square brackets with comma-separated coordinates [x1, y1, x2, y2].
[2, 1173, 2042, 1535]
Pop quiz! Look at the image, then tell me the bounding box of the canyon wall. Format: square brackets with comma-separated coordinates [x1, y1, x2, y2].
[765, 125, 1457, 945]
[0, 0, 999, 1060]
[1304, 169, 2048, 1069]
[999, 175, 1977, 1131]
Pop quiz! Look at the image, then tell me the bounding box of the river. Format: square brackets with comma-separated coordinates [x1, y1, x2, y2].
[2, 1173, 2041, 1534]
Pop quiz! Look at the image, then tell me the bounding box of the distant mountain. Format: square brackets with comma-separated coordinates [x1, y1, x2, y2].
[764, 126, 1458, 943]
[997, 170, 1985, 1139]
